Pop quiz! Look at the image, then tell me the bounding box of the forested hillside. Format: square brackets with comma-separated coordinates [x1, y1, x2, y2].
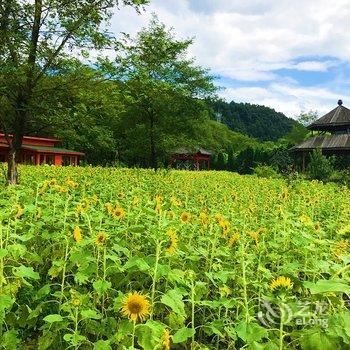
[211, 100, 297, 141]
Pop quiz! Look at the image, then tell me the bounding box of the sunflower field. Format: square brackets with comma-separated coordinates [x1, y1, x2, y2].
[0, 166, 349, 350]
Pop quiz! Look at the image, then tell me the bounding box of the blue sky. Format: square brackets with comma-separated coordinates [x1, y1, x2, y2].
[109, 0, 350, 118]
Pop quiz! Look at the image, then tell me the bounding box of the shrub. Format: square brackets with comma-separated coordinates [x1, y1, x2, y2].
[307, 149, 334, 181]
[253, 165, 281, 178]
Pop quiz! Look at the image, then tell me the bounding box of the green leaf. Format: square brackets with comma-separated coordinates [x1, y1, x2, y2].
[43, 314, 63, 323]
[0, 295, 14, 323]
[236, 322, 268, 343]
[161, 289, 186, 317]
[0, 248, 8, 259]
[35, 284, 51, 300]
[123, 257, 150, 272]
[13, 265, 40, 280]
[304, 280, 350, 294]
[93, 340, 112, 350]
[75, 272, 89, 285]
[136, 321, 164, 350]
[2, 330, 20, 350]
[300, 332, 338, 350]
[81, 309, 102, 320]
[128, 225, 145, 233]
[63, 333, 87, 346]
[172, 327, 195, 344]
[93, 280, 112, 295]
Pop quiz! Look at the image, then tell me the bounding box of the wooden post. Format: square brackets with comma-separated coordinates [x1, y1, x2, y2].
[194, 155, 199, 171]
[54, 154, 62, 166]
[35, 153, 40, 165]
[302, 152, 306, 172]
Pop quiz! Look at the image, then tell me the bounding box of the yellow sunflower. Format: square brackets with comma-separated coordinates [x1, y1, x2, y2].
[228, 232, 240, 247]
[199, 212, 209, 226]
[95, 232, 107, 246]
[13, 204, 24, 219]
[73, 226, 83, 243]
[180, 212, 191, 224]
[155, 203, 162, 215]
[114, 206, 125, 219]
[105, 202, 113, 215]
[162, 328, 171, 350]
[166, 229, 178, 254]
[121, 292, 150, 323]
[269, 276, 293, 291]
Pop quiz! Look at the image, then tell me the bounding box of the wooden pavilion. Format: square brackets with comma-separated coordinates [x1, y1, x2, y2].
[170, 148, 212, 170]
[0, 134, 84, 166]
[292, 100, 350, 170]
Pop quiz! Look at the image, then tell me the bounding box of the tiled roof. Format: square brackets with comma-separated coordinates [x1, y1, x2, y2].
[173, 147, 212, 155]
[291, 134, 350, 152]
[308, 103, 350, 131]
[21, 145, 84, 155]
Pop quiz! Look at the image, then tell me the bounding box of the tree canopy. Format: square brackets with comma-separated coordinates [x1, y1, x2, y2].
[211, 99, 297, 141]
[0, 0, 148, 182]
[112, 17, 217, 167]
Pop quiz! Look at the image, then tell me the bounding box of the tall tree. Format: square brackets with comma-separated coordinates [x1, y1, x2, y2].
[0, 0, 148, 184]
[114, 17, 217, 168]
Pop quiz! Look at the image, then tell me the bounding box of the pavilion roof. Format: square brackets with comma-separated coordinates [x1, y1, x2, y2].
[172, 147, 212, 155]
[291, 134, 350, 153]
[308, 100, 350, 131]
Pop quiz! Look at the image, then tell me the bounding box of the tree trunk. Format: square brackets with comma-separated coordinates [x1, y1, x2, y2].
[7, 148, 19, 185]
[149, 111, 157, 170]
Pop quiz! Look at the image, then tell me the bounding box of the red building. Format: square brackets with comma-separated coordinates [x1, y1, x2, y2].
[0, 134, 84, 166]
[170, 148, 211, 170]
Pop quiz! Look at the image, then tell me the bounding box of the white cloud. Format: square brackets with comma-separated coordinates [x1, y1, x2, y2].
[291, 61, 335, 72]
[219, 84, 348, 118]
[108, 0, 350, 116]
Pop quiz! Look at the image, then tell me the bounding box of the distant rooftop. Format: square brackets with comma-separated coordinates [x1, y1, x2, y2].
[173, 147, 212, 155]
[308, 100, 350, 131]
[292, 134, 350, 153]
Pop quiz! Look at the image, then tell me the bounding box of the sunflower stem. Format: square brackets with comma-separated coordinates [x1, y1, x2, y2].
[190, 281, 195, 346]
[279, 311, 284, 350]
[150, 241, 161, 319]
[131, 321, 136, 349]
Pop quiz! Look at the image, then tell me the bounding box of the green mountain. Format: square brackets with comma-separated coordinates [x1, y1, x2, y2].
[211, 100, 297, 142]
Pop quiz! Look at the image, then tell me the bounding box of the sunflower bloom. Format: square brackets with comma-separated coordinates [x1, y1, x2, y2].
[162, 328, 171, 350]
[66, 179, 78, 188]
[73, 227, 83, 243]
[95, 232, 107, 246]
[14, 204, 24, 219]
[121, 292, 150, 323]
[180, 212, 191, 224]
[214, 213, 224, 223]
[199, 212, 209, 226]
[219, 219, 230, 236]
[166, 211, 176, 219]
[228, 233, 240, 247]
[36, 207, 42, 219]
[269, 276, 293, 291]
[299, 214, 312, 226]
[314, 222, 321, 231]
[105, 203, 114, 215]
[75, 204, 83, 216]
[114, 206, 125, 219]
[281, 186, 289, 200]
[155, 203, 162, 215]
[248, 227, 264, 245]
[332, 239, 349, 260]
[166, 229, 178, 254]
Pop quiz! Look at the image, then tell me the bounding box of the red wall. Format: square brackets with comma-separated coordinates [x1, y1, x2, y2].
[0, 134, 59, 147]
